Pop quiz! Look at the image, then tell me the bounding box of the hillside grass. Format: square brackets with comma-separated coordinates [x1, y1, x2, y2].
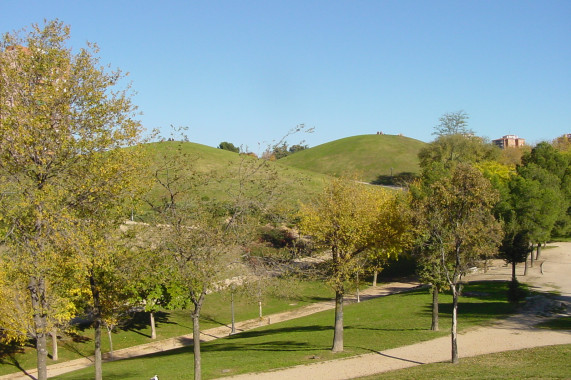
[136, 141, 332, 221]
[51, 281, 519, 380]
[279, 134, 426, 183]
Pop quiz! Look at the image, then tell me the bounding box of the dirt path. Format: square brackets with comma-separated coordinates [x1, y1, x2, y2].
[0, 282, 420, 379]
[222, 243, 571, 380]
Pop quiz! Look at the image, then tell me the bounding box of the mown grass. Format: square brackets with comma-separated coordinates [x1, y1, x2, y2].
[51, 281, 519, 380]
[362, 344, 571, 379]
[279, 134, 426, 183]
[0, 280, 332, 376]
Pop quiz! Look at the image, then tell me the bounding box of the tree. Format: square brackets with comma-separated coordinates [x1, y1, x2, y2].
[414, 164, 502, 363]
[499, 230, 531, 283]
[513, 164, 564, 264]
[218, 141, 240, 153]
[289, 144, 309, 154]
[298, 179, 407, 352]
[419, 135, 500, 171]
[147, 139, 282, 380]
[432, 110, 472, 136]
[521, 142, 570, 240]
[0, 20, 143, 380]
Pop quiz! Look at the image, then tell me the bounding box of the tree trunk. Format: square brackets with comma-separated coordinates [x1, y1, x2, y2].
[530, 246, 534, 267]
[536, 243, 541, 260]
[94, 318, 102, 380]
[106, 326, 114, 359]
[372, 270, 378, 287]
[512, 261, 517, 282]
[89, 273, 103, 380]
[524, 253, 528, 275]
[331, 289, 344, 352]
[431, 285, 439, 331]
[356, 271, 360, 303]
[29, 277, 48, 380]
[258, 300, 263, 319]
[230, 292, 236, 334]
[192, 311, 201, 380]
[150, 311, 157, 339]
[51, 328, 58, 361]
[451, 285, 459, 364]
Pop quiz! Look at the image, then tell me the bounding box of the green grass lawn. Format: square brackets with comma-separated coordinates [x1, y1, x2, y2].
[0, 280, 332, 376]
[50, 281, 520, 380]
[362, 344, 571, 379]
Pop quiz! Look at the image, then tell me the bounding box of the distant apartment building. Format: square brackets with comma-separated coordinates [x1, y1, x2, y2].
[493, 135, 526, 149]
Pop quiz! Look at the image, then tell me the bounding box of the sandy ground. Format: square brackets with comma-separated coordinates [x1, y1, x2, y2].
[2, 243, 569, 379]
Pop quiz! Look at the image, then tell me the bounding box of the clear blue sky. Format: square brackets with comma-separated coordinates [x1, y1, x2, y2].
[2, 0, 570, 152]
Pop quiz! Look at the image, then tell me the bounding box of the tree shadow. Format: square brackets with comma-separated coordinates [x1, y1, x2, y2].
[371, 172, 417, 186]
[225, 324, 334, 340]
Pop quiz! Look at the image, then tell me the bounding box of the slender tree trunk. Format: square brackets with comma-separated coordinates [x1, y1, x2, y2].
[512, 261, 517, 282]
[356, 271, 360, 303]
[258, 300, 263, 319]
[372, 270, 378, 287]
[106, 326, 114, 359]
[331, 289, 344, 352]
[192, 311, 201, 380]
[524, 253, 528, 275]
[530, 246, 534, 267]
[150, 311, 157, 339]
[29, 277, 48, 380]
[431, 285, 439, 331]
[451, 284, 459, 364]
[536, 243, 541, 260]
[94, 318, 102, 380]
[51, 328, 58, 361]
[192, 292, 205, 380]
[230, 292, 236, 334]
[89, 273, 103, 380]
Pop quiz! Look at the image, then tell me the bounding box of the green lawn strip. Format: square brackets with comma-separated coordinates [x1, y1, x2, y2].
[52, 281, 518, 380]
[360, 344, 571, 380]
[0, 281, 332, 376]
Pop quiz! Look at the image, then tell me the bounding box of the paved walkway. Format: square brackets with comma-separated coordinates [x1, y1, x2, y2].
[0, 282, 420, 379]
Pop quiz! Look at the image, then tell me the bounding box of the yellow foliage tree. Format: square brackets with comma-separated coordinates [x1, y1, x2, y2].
[298, 179, 410, 352]
[0, 20, 144, 380]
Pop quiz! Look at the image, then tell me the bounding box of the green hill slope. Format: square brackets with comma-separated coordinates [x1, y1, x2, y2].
[137, 141, 331, 219]
[278, 134, 426, 183]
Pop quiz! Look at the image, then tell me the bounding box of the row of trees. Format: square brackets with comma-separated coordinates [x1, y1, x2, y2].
[298, 111, 569, 364]
[1, 19, 568, 379]
[0, 21, 286, 380]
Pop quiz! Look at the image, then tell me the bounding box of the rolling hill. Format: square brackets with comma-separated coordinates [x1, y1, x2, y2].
[278, 134, 426, 183]
[137, 141, 332, 219]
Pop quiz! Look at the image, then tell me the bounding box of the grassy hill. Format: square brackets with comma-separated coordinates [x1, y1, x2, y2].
[136, 141, 332, 220]
[278, 134, 426, 183]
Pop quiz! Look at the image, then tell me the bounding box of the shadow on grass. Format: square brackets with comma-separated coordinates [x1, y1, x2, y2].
[535, 316, 571, 330]
[121, 311, 173, 338]
[0, 341, 33, 377]
[371, 172, 417, 186]
[226, 324, 333, 340]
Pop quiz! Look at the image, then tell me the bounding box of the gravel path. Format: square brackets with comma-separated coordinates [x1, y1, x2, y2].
[222, 242, 571, 380]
